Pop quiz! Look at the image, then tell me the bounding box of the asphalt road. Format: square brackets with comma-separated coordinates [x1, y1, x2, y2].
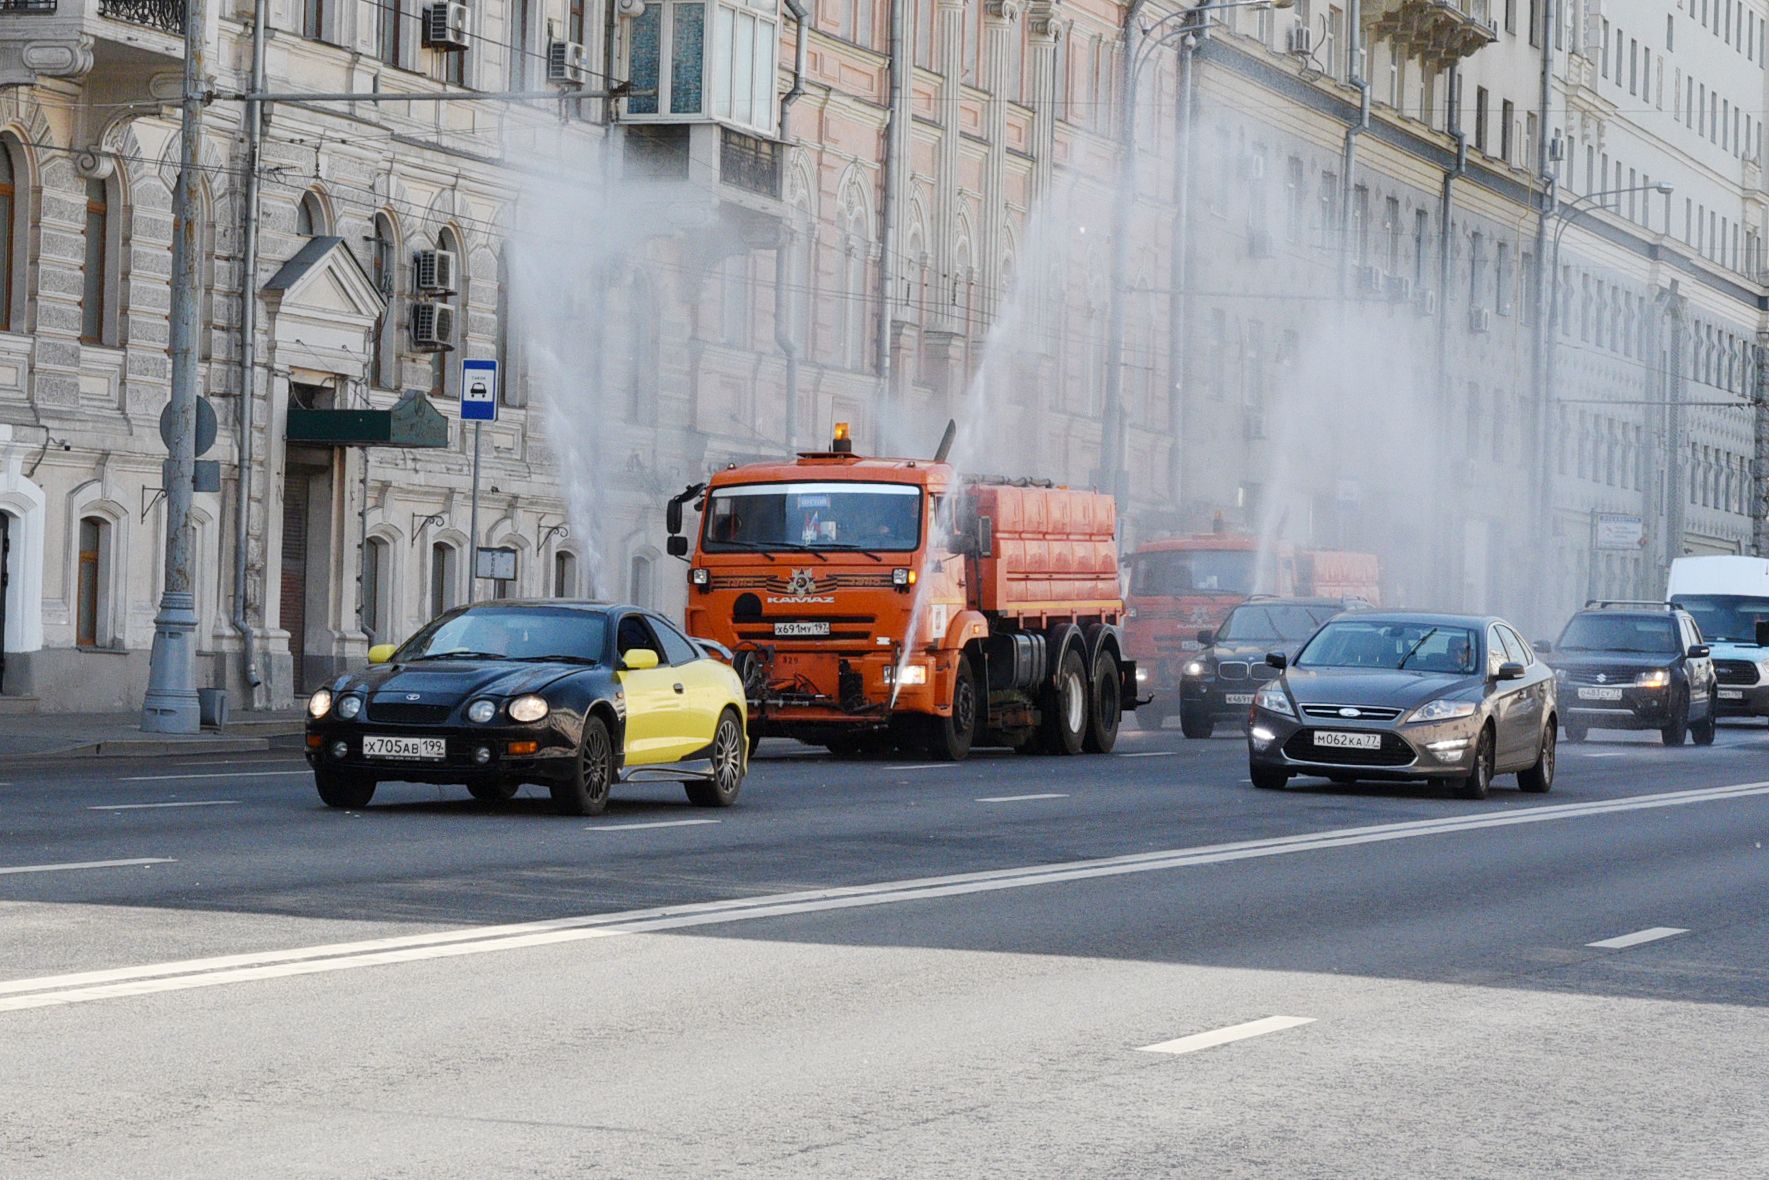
[2, 721, 1766, 1176]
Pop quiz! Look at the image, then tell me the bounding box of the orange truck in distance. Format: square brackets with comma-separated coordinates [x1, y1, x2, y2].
[667, 425, 1137, 761]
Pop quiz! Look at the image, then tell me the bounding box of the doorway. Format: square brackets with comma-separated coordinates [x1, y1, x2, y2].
[0, 511, 10, 694]
[281, 429, 337, 695]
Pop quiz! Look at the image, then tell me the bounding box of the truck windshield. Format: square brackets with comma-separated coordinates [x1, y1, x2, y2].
[1674, 595, 1769, 645]
[1129, 550, 1255, 596]
[703, 482, 922, 554]
[1219, 604, 1336, 643]
[1556, 614, 1679, 654]
[1297, 621, 1478, 673]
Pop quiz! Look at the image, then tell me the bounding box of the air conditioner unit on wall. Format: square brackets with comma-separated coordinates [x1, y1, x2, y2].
[1355, 265, 1386, 295]
[1468, 306, 1492, 334]
[548, 39, 588, 86]
[413, 249, 458, 295]
[616, 0, 646, 16]
[423, 3, 470, 51]
[411, 303, 457, 351]
[1286, 25, 1313, 56]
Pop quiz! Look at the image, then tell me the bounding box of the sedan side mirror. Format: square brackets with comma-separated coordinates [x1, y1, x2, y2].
[367, 644, 397, 665]
[1496, 661, 1526, 681]
[1264, 652, 1288, 671]
[1196, 629, 1216, 646]
[623, 649, 661, 671]
[1688, 644, 1710, 659]
[1534, 639, 1553, 655]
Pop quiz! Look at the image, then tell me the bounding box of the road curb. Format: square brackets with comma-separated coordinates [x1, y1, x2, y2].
[0, 730, 306, 764]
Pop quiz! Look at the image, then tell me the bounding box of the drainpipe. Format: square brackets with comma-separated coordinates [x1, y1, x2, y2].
[1337, 0, 1367, 295]
[230, 0, 269, 700]
[876, 0, 909, 443]
[1530, 0, 1558, 627]
[1167, 28, 1197, 522]
[1436, 64, 1466, 605]
[775, 0, 808, 451]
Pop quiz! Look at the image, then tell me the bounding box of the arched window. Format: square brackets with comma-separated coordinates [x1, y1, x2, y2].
[629, 553, 654, 608]
[553, 550, 578, 597]
[841, 208, 868, 370]
[81, 178, 111, 345]
[295, 190, 327, 237]
[370, 213, 397, 388]
[360, 536, 390, 642]
[0, 136, 22, 332]
[496, 249, 517, 404]
[432, 227, 464, 398]
[76, 516, 111, 648]
[429, 541, 458, 618]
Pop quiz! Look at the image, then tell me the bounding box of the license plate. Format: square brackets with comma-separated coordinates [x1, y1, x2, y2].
[363, 735, 446, 761]
[1720, 689, 1745, 701]
[1577, 687, 1624, 702]
[774, 621, 830, 637]
[1224, 693, 1254, 706]
[1314, 730, 1381, 750]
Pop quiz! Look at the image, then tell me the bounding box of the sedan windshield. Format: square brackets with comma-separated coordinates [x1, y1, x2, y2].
[1129, 549, 1256, 597]
[398, 607, 606, 662]
[1218, 604, 1336, 643]
[1298, 621, 1479, 674]
[703, 482, 922, 553]
[1556, 614, 1679, 654]
[1674, 595, 1769, 645]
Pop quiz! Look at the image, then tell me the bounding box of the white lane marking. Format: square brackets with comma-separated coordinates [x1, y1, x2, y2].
[1117, 751, 1179, 758]
[1138, 1016, 1316, 1056]
[3, 780, 1767, 1012]
[120, 770, 310, 782]
[88, 801, 240, 812]
[896, 765, 950, 772]
[1578, 752, 1632, 759]
[0, 858, 176, 877]
[976, 793, 1070, 803]
[589, 819, 721, 832]
[1587, 926, 1689, 950]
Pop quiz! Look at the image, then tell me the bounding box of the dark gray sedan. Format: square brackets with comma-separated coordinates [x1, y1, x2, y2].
[1246, 612, 1558, 799]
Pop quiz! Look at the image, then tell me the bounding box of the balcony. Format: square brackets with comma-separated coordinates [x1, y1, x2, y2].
[1364, 0, 1498, 70]
[719, 129, 781, 201]
[0, 0, 185, 87]
[621, 124, 785, 256]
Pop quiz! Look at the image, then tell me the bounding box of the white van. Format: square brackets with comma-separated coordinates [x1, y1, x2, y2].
[1665, 556, 1769, 720]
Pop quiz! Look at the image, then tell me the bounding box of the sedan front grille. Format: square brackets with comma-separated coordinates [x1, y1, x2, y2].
[1284, 728, 1416, 767]
[1299, 704, 1405, 722]
[365, 701, 454, 724]
[1562, 668, 1644, 686]
[1216, 661, 1249, 681]
[1714, 659, 1761, 686]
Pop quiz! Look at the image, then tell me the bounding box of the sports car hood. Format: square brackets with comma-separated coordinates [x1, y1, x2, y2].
[1283, 667, 1483, 711]
[337, 660, 589, 700]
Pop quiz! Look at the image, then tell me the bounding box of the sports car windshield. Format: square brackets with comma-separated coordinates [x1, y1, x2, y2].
[1218, 604, 1336, 643]
[1674, 595, 1769, 645]
[1556, 614, 1679, 654]
[1297, 621, 1479, 674]
[702, 482, 922, 553]
[398, 607, 606, 662]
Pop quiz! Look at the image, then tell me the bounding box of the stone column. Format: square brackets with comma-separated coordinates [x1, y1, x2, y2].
[980, 2, 1023, 324]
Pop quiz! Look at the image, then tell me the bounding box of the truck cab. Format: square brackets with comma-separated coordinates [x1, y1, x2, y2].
[1666, 556, 1769, 721]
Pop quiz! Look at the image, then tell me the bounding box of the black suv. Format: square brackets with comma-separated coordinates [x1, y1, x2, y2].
[1540, 601, 1717, 746]
[1176, 596, 1367, 739]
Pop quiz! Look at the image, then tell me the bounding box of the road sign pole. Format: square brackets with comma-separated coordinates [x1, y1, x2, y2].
[458, 357, 498, 607]
[468, 420, 481, 605]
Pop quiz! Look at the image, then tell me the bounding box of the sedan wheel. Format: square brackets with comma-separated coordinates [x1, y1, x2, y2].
[1250, 765, 1289, 790]
[1518, 723, 1555, 793]
[686, 709, 746, 807]
[1453, 728, 1494, 800]
[315, 770, 375, 810]
[551, 715, 615, 816]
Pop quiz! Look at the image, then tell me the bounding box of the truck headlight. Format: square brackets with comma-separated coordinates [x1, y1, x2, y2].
[509, 695, 549, 723]
[691, 568, 710, 587]
[307, 689, 333, 719]
[892, 567, 911, 587]
[899, 664, 928, 687]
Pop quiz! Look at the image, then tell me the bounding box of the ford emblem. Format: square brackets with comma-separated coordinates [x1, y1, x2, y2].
[1339, 707, 1361, 718]
[405, 693, 422, 701]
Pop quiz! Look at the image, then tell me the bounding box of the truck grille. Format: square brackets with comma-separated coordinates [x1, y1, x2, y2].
[1714, 659, 1761, 686]
[1284, 729, 1415, 767]
[366, 701, 453, 724]
[1299, 704, 1405, 722]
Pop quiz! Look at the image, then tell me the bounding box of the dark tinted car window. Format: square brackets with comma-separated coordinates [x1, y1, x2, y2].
[1673, 595, 1769, 644]
[1218, 604, 1336, 643]
[650, 617, 703, 666]
[399, 607, 605, 661]
[1557, 614, 1679, 654]
[1298, 621, 1478, 673]
[617, 614, 662, 658]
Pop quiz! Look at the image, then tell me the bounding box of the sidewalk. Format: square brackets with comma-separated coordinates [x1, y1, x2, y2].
[0, 709, 307, 762]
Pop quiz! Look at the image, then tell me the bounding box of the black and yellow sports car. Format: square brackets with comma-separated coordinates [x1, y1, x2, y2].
[304, 601, 748, 816]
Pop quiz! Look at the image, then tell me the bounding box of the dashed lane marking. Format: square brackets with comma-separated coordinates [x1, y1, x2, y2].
[88, 801, 240, 812]
[589, 819, 722, 832]
[1587, 926, 1689, 950]
[975, 793, 1070, 803]
[120, 770, 311, 783]
[1138, 1016, 1316, 1056]
[1117, 751, 1179, 758]
[0, 858, 176, 877]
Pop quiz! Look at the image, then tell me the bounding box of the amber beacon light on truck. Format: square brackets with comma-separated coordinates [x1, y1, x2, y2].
[663, 422, 1140, 762]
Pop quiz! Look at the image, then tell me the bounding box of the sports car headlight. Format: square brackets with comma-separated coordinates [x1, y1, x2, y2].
[1634, 669, 1672, 689]
[1253, 684, 1294, 718]
[508, 694, 549, 723]
[307, 689, 333, 719]
[467, 699, 497, 724]
[1409, 698, 1478, 724]
[1184, 660, 1208, 678]
[336, 695, 362, 720]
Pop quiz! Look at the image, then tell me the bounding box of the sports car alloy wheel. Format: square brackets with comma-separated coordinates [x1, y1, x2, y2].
[687, 709, 746, 807]
[552, 715, 615, 817]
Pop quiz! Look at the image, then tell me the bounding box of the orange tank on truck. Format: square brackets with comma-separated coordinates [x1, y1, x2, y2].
[666, 425, 1138, 762]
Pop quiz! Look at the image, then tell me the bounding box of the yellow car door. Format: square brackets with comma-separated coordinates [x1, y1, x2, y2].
[614, 615, 682, 765]
[647, 613, 731, 755]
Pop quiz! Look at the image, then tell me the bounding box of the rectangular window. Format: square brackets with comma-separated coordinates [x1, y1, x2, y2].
[1505, 0, 1515, 34]
[670, 2, 705, 115]
[1414, 208, 1430, 287]
[81, 181, 106, 344]
[1474, 86, 1489, 153]
[1470, 232, 1485, 307]
[303, 0, 324, 41]
[1601, 18, 1611, 77]
[1352, 185, 1369, 264]
[378, 0, 402, 67]
[1385, 196, 1401, 271]
[1629, 38, 1638, 94]
[1286, 156, 1305, 242]
[1501, 99, 1514, 161]
[1667, 13, 1675, 52]
[1528, 0, 1539, 46]
[1496, 241, 1513, 314]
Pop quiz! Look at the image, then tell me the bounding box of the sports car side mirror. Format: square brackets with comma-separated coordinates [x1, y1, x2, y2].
[367, 644, 397, 665]
[623, 649, 661, 671]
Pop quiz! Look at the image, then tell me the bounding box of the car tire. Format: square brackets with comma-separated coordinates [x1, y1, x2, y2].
[1452, 727, 1494, 800]
[1250, 765, 1289, 790]
[467, 782, 519, 803]
[1660, 691, 1689, 747]
[686, 708, 746, 807]
[1179, 707, 1215, 740]
[1518, 723, 1555, 794]
[919, 655, 979, 762]
[1036, 647, 1089, 755]
[1083, 650, 1122, 754]
[1691, 707, 1716, 746]
[551, 714, 615, 817]
[315, 770, 375, 810]
[1327, 773, 1358, 785]
[1562, 721, 1587, 744]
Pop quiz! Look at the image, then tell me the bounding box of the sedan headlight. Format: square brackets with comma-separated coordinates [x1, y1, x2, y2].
[336, 695, 362, 720]
[508, 694, 550, 723]
[1253, 683, 1295, 718]
[1409, 698, 1478, 724]
[467, 699, 497, 724]
[1634, 668, 1672, 689]
[307, 689, 333, 719]
[1184, 660, 1208, 678]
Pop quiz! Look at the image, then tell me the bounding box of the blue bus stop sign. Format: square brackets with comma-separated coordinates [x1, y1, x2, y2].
[461, 358, 498, 422]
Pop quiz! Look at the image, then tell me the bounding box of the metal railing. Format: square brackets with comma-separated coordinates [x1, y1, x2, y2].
[720, 129, 781, 200]
[98, 0, 185, 33]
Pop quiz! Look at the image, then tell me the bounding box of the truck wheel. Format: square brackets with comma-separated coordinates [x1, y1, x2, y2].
[1083, 650, 1122, 753]
[1037, 647, 1089, 755]
[921, 656, 978, 761]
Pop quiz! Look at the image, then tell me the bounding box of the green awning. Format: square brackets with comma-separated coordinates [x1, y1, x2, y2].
[286, 392, 449, 448]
